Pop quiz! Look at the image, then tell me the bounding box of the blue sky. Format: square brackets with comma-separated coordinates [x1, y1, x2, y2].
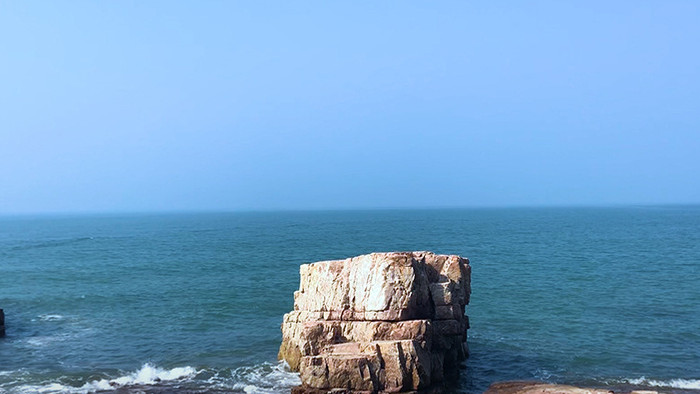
[1, 1, 698, 213]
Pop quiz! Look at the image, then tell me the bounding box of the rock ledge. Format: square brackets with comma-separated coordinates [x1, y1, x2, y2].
[485, 381, 662, 394]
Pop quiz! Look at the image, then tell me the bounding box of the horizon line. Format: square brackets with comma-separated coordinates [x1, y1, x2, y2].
[1, 202, 699, 218]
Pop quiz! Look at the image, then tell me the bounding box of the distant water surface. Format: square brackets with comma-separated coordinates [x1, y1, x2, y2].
[0, 207, 699, 393]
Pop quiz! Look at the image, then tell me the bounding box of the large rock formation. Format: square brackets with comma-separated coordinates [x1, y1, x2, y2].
[279, 252, 471, 392]
[0, 309, 4, 337]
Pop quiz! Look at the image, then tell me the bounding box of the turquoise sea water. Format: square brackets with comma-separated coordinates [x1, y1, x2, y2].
[0, 207, 699, 393]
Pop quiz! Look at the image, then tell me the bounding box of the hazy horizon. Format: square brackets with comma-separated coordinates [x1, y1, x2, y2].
[2, 1, 699, 214]
[2, 202, 699, 218]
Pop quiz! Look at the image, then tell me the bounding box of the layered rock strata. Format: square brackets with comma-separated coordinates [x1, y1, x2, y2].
[279, 252, 471, 392]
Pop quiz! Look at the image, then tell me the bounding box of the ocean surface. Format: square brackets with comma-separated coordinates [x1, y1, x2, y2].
[0, 207, 699, 393]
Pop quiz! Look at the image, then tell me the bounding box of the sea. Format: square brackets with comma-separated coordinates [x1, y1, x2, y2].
[0, 207, 698, 393]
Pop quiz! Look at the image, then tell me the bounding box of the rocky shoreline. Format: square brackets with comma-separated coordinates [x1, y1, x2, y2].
[484, 381, 699, 394]
[484, 381, 658, 394]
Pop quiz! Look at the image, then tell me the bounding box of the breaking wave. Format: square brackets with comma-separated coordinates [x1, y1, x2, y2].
[10, 363, 197, 393]
[227, 361, 301, 393]
[622, 377, 700, 390]
[38, 314, 65, 322]
[3, 361, 299, 393]
[83, 363, 198, 390]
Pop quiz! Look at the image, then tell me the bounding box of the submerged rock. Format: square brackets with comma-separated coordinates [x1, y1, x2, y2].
[279, 252, 471, 393]
[485, 381, 661, 394]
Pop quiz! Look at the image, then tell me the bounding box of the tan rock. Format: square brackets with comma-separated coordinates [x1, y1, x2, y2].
[280, 319, 432, 370]
[300, 340, 432, 392]
[294, 253, 434, 320]
[280, 252, 471, 393]
[485, 382, 662, 394]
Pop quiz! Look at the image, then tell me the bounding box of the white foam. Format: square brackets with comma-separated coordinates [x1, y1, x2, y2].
[4, 362, 299, 393]
[25, 336, 61, 347]
[533, 368, 553, 380]
[0, 368, 32, 388]
[11, 382, 74, 394]
[227, 361, 301, 393]
[38, 314, 65, 322]
[22, 382, 67, 393]
[10, 364, 198, 393]
[85, 363, 198, 389]
[624, 377, 700, 389]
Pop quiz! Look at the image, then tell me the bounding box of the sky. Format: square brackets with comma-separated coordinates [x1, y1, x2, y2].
[1, 1, 699, 213]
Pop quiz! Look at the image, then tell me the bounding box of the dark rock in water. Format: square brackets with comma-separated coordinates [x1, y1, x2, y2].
[0, 308, 5, 337]
[279, 252, 471, 393]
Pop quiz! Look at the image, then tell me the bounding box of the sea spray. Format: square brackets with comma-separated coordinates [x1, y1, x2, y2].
[11, 364, 198, 393]
[5, 362, 300, 393]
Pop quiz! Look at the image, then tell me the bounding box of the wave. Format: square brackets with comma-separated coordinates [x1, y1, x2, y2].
[85, 363, 198, 389]
[4, 362, 299, 393]
[38, 314, 65, 322]
[9, 364, 197, 393]
[25, 336, 63, 347]
[21, 325, 92, 348]
[226, 361, 301, 393]
[622, 377, 700, 390]
[10, 237, 94, 251]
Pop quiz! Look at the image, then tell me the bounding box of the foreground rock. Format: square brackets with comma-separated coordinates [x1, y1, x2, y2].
[279, 252, 471, 393]
[485, 381, 661, 394]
